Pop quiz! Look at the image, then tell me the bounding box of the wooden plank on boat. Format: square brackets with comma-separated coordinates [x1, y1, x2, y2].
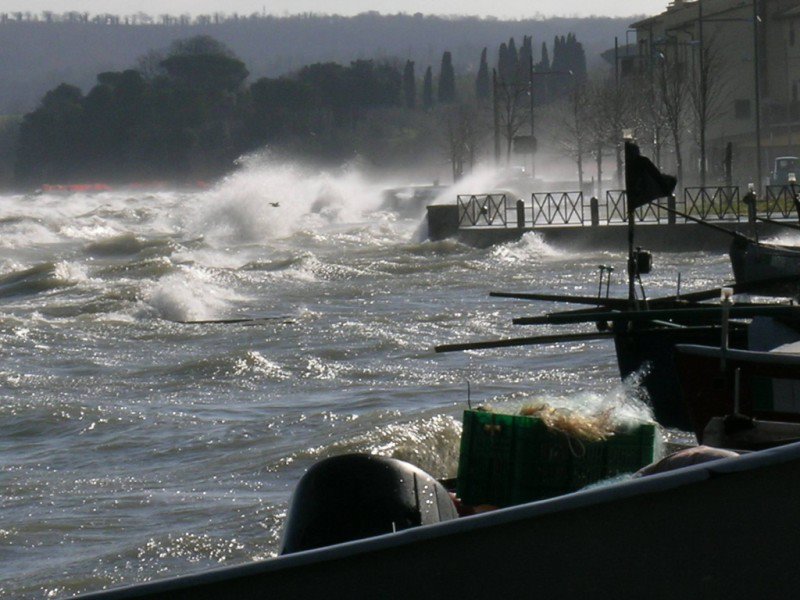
[175, 316, 293, 325]
[434, 331, 615, 353]
[513, 304, 800, 326]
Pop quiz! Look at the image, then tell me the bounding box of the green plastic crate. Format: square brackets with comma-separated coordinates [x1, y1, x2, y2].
[456, 410, 656, 507]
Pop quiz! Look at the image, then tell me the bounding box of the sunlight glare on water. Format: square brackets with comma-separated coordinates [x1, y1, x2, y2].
[0, 157, 726, 598]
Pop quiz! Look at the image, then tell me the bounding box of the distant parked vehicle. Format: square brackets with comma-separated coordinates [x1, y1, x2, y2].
[771, 156, 799, 185]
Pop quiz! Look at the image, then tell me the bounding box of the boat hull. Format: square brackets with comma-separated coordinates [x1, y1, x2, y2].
[729, 236, 800, 292]
[614, 324, 748, 430]
[77, 442, 800, 599]
[675, 344, 800, 440]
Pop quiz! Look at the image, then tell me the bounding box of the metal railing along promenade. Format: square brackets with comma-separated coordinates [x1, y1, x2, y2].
[457, 194, 512, 227]
[456, 185, 799, 229]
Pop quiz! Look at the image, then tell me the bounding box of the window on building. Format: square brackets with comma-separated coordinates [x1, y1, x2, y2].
[734, 99, 751, 119]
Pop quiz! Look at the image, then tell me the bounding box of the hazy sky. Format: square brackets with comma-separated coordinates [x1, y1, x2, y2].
[4, 0, 667, 19]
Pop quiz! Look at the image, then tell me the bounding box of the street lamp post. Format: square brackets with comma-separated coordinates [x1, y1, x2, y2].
[694, 0, 762, 189]
[528, 52, 536, 178]
[699, 0, 707, 186]
[526, 51, 574, 180]
[753, 0, 763, 191]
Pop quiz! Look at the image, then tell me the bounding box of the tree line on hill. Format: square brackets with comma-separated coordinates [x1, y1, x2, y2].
[0, 12, 634, 116]
[6, 23, 728, 193]
[10, 32, 589, 187]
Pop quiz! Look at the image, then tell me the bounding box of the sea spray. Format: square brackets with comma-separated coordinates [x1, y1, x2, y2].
[189, 153, 390, 243]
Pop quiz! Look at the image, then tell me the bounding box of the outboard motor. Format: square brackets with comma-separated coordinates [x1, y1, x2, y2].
[634, 247, 652, 275]
[280, 454, 458, 554]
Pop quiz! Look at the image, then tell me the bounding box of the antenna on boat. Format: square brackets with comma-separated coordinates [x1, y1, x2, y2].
[720, 287, 733, 371]
[789, 173, 799, 226]
[596, 265, 614, 307]
[596, 265, 606, 307]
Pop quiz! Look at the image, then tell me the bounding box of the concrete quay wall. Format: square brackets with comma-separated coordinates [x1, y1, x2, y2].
[426, 204, 793, 252]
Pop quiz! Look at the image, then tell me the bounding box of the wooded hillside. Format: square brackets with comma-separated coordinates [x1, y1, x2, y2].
[0, 12, 638, 114]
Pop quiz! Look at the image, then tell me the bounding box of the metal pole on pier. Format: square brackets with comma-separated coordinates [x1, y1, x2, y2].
[627, 204, 637, 308]
[753, 0, 763, 191]
[492, 69, 501, 165]
[624, 141, 637, 308]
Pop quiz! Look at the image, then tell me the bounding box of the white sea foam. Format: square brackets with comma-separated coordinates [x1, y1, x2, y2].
[0, 219, 62, 249]
[53, 261, 88, 284]
[143, 268, 240, 322]
[766, 231, 800, 246]
[489, 230, 563, 263]
[494, 367, 655, 429]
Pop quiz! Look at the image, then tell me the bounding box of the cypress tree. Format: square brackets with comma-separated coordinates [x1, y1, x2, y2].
[536, 41, 551, 104]
[567, 33, 587, 83]
[519, 36, 533, 79]
[498, 42, 510, 83]
[423, 66, 434, 109]
[476, 47, 490, 101]
[438, 51, 456, 104]
[403, 60, 416, 109]
[539, 42, 550, 71]
[507, 37, 519, 82]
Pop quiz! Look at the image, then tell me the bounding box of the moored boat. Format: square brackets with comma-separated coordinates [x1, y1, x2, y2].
[729, 234, 800, 294]
[74, 438, 800, 599]
[675, 341, 800, 444]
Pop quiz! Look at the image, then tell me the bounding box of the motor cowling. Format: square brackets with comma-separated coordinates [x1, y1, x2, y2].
[634, 247, 652, 275]
[280, 454, 458, 555]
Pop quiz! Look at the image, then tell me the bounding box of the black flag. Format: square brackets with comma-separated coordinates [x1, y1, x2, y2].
[624, 141, 677, 210]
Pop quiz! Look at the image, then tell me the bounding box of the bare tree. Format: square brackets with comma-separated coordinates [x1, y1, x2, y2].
[688, 33, 728, 186]
[547, 80, 591, 191]
[136, 49, 166, 80]
[581, 78, 622, 196]
[494, 70, 530, 164]
[440, 102, 484, 182]
[655, 51, 689, 189]
[625, 66, 669, 168]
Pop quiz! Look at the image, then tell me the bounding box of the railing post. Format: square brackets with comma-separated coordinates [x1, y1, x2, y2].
[668, 194, 676, 225]
[590, 196, 599, 227]
[516, 198, 525, 229]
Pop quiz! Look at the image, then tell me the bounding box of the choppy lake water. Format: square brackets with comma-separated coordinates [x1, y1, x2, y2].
[1, 157, 733, 598]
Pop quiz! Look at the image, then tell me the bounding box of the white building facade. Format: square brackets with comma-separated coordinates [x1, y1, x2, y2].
[632, 0, 800, 188]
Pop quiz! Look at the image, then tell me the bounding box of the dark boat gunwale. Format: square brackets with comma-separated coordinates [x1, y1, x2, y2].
[76, 441, 800, 599]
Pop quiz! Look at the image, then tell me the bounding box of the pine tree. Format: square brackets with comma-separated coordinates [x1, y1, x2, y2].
[438, 51, 456, 104]
[403, 60, 416, 109]
[423, 66, 434, 109]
